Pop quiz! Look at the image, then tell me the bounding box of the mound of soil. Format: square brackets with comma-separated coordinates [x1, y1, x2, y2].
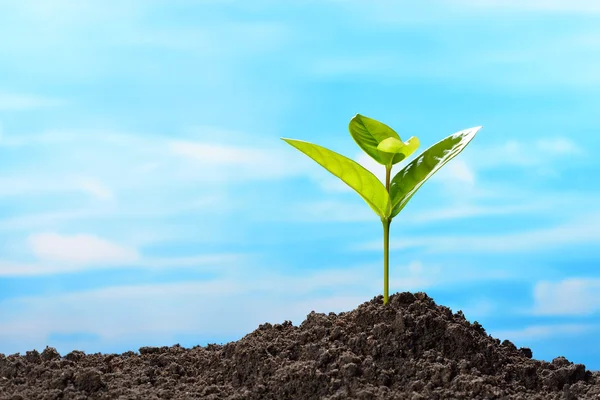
[1, 292, 599, 399]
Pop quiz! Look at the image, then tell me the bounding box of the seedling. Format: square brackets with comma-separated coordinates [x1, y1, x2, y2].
[282, 114, 481, 305]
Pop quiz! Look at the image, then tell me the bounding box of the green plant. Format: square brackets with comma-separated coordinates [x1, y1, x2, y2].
[281, 114, 481, 305]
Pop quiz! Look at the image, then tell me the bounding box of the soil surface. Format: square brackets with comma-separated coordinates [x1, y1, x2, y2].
[1, 292, 599, 399]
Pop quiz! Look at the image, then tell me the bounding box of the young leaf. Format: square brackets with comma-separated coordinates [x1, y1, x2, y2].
[389, 126, 481, 219]
[281, 138, 391, 218]
[377, 137, 404, 153]
[348, 114, 400, 166]
[378, 136, 421, 165]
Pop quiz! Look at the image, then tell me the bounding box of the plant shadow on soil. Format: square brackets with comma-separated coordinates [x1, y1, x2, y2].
[1, 292, 599, 399]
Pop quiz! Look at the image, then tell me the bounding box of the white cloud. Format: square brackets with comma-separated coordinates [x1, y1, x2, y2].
[0, 260, 81, 277]
[406, 203, 543, 224]
[445, 297, 497, 319]
[441, 159, 475, 185]
[0, 177, 78, 197]
[357, 211, 600, 253]
[528, 278, 600, 316]
[3, 1, 141, 25]
[141, 254, 247, 269]
[169, 141, 264, 165]
[27, 233, 139, 265]
[281, 184, 596, 224]
[125, 21, 291, 55]
[0, 130, 149, 199]
[288, 200, 372, 222]
[0, 127, 308, 240]
[134, 162, 160, 174]
[316, 0, 470, 27]
[536, 138, 584, 155]
[168, 139, 310, 181]
[0, 1, 293, 87]
[76, 178, 114, 200]
[283, 199, 545, 224]
[0, 210, 99, 232]
[303, 10, 600, 90]
[0, 252, 248, 277]
[454, 0, 600, 13]
[357, 152, 390, 183]
[306, 53, 447, 81]
[310, 54, 401, 77]
[469, 137, 583, 168]
[0, 129, 312, 213]
[0, 129, 143, 147]
[489, 323, 597, 343]
[429, 158, 476, 193]
[0, 92, 62, 110]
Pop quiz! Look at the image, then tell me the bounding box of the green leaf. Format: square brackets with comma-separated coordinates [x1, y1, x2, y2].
[389, 126, 482, 219]
[348, 114, 400, 166]
[281, 138, 391, 218]
[378, 136, 421, 165]
[377, 137, 404, 153]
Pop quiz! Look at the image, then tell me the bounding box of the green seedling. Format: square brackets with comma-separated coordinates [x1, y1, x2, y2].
[281, 114, 481, 305]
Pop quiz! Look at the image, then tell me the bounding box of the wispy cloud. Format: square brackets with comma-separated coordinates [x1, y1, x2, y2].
[303, 6, 600, 90]
[405, 203, 545, 224]
[0, 92, 62, 110]
[0, 252, 248, 277]
[309, 54, 403, 78]
[124, 21, 291, 55]
[464, 137, 585, 170]
[0, 128, 173, 148]
[281, 195, 546, 224]
[0, 210, 101, 232]
[528, 278, 600, 316]
[437, 159, 475, 185]
[445, 297, 497, 320]
[489, 323, 598, 342]
[27, 233, 139, 265]
[0, 127, 310, 186]
[76, 179, 114, 201]
[454, 0, 600, 13]
[356, 211, 600, 253]
[1, 0, 141, 25]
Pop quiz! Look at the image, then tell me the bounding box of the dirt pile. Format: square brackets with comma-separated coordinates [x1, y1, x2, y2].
[1, 292, 598, 399]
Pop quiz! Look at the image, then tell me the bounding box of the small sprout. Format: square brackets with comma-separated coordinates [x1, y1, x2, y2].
[282, 114, 481, 305]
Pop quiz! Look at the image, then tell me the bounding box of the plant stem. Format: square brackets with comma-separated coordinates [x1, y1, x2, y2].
[383, 165, 392, 305]
[382, 217, 390, 305]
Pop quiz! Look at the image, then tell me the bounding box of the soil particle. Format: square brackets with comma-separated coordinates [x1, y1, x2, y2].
[1, 292, 598, 399]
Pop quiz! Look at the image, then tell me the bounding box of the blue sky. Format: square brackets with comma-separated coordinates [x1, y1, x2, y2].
[1, 0, 600, 371]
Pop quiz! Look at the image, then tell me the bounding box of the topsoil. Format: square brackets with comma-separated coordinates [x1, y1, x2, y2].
[1, 291, 599, 399]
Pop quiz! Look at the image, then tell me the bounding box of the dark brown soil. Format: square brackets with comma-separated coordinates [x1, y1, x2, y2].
[1, 292, 598, 399]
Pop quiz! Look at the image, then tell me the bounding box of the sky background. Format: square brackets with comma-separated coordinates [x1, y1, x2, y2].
[1, 0, 600, 371]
